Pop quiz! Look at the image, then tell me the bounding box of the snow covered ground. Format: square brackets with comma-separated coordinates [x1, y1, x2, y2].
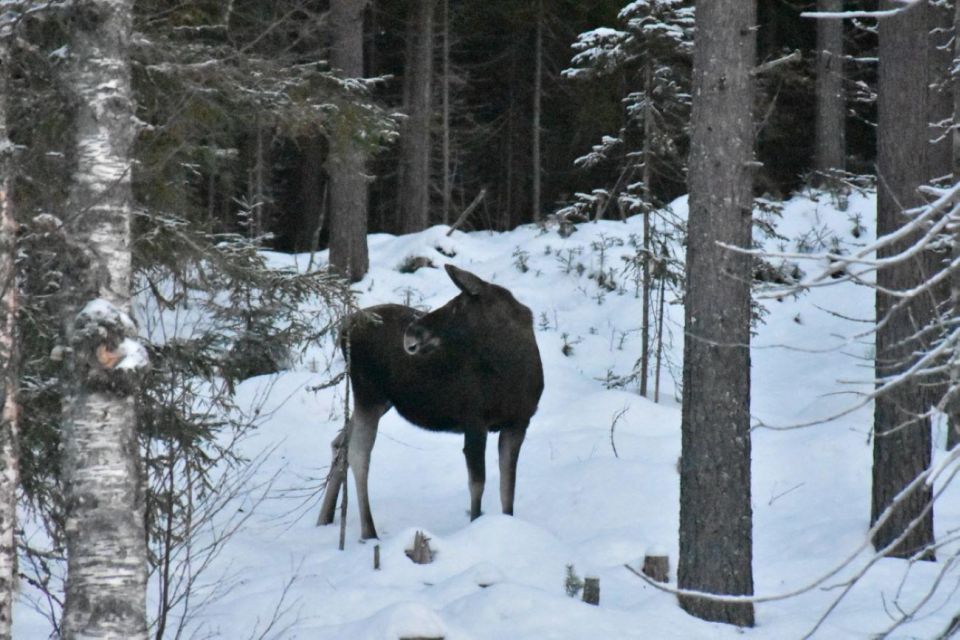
[16, 190, 960, 638]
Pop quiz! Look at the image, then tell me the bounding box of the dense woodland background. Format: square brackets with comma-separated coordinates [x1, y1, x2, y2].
[8, 0, 877, 249]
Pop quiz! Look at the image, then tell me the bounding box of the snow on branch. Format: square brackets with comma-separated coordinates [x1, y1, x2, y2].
[801, 0, 924, 20]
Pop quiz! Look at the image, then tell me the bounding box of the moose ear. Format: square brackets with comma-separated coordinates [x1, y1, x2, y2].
[445, 264, 485, 297]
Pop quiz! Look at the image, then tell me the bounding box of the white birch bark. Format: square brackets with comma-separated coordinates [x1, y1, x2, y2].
[0, 15, 18, 639]
[61, 1, 149, 638]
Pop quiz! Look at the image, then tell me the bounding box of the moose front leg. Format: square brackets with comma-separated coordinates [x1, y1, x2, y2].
[463, 429, 488, 520]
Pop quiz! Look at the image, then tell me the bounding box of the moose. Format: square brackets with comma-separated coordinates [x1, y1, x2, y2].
[317, 264, 544, 540]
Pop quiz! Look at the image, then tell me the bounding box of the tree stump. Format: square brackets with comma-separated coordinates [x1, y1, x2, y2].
[405, 531, 435, 564]
[582, 576, 600, 605]
[642, 554, 669, 583]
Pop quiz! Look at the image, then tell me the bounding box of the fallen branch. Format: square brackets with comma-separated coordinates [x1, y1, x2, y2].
[751, 50, 802, 76]
[446, 189, 487, 236]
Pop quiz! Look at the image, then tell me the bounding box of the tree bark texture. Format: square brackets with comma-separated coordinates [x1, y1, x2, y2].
[950, 0, 960, 452]
[61, 1, 149, 638]
[441, 0, 451, 226]
[328, 0, 370, 282]
[872, 0, 935, 560]
[0, 26, 17, 639]
[297, 136, 324, 254]
[531, 0, 543, 223]
[925, 0, 954, 420]
[814, 0, 845, 183]
[678, 0, 756, 627]
[927, 0, 953, 184]
[399, 0, 435, 234]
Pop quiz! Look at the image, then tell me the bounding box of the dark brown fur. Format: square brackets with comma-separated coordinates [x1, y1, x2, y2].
[318, 265, 544, 539]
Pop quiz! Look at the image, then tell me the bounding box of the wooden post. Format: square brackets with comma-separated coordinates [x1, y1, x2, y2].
[642, 554, 669, 583]
[374, 544, 381, 570]
[582, 576, 600, 605]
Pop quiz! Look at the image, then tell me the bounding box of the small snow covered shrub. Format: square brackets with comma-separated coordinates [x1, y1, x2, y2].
[564, 564, 584, 598]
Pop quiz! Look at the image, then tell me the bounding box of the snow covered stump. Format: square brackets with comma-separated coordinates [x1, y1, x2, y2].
[642, 553, 669, 583]
[405, 530, 435, 564]
[582, 576, 600, 606]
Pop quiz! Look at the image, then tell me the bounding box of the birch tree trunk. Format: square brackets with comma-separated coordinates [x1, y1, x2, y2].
[0, 20, 17, 639]
[814, 0, 845, 185]
[61, 0, 149, 637]
[678, 0, 756, 627]
[871, 0, 935, 560]
[399, 0, 435, 234]
[328, 0, 370, 282]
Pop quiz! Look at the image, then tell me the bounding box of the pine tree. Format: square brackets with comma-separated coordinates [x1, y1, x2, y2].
[678, 0, 756, 626]
[871, 0, 935, 560]
[565, 0, 693, 396]
[399, 0, 436, 233]
[328, 0, 372, 281]
[814, 0, 845, 185]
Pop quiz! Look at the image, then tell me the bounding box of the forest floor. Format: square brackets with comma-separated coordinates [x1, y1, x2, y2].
[17, 189, 960, 638]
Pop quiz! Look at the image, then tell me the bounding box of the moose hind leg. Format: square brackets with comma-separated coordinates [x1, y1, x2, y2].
[348, 404, 383, 540]
[498, 426, 527, 515]
[463, 429, 488, 520]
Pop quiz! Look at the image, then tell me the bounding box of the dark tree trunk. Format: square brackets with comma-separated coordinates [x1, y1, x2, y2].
[399, 0, 435, 234]
[924, 0, 954, 445]
[814, 0, 845, 184]
[532, 0, 543, 223]
[950, 0, 960, 452]
[297, 136, 325, 253]
[441, 0, 451, 226]
[927, 0, 953, 185]
[871, 0, 935, 560]
[328, 0, 370, 281]
[678, 0, 756, 627]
